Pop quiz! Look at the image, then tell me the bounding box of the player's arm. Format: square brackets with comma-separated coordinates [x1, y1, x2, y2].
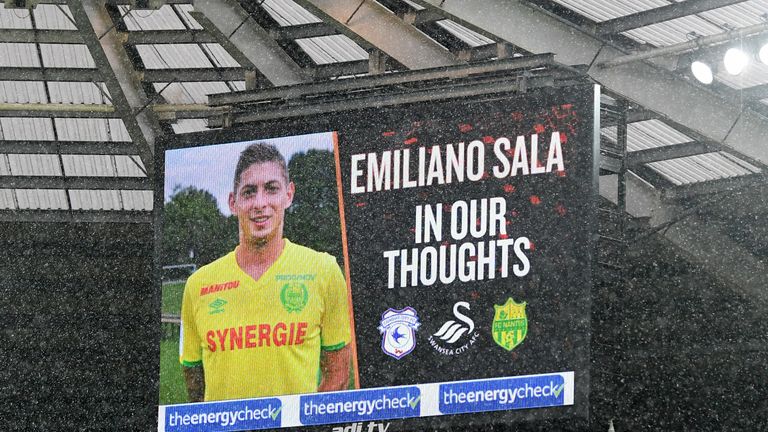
[318, 344, 351, 392]
[183, 365, 205, 402]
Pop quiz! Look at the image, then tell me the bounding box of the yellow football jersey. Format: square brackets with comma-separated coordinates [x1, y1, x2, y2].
[180, 239, 352, 401]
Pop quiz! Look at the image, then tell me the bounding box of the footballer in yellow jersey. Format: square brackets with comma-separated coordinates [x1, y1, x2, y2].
[180, 142, 353, 402]
[180, 240, 351, 400]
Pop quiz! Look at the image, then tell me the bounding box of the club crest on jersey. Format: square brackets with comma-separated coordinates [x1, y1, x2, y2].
[280, 282, 308, 313]
[492, 298, 528, 351]
[378, 307, 420, 359]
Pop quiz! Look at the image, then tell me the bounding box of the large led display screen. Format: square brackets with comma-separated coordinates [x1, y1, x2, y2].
[157, 84, 598, 431]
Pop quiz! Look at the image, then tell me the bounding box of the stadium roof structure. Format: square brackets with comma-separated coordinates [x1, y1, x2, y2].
[0, 0, 765, 293]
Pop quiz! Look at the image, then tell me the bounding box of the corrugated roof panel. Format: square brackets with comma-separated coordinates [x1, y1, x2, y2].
[602, 119, 692, 152]
[54, 118, 131, 142]
[121, 190, 153, 211]
[7, 154, 61, 176]
[622, 15, 724, 46]
[0, 117, 55, 140]
[262, 0, 322, 27]
[15, 189, 68, 210]
[647, 151, 761, 185]
[229, 81, 246, 91]
[0, 5, 33, 29]
[40, 44, 96, 68]
[33, 4, 77, 31]
[0, 189, 14, 209]
[201, 44, 240, 68]
[0, 81, 47, 104]
[154, 81, 232, 104]
[551, 0, 670, 23]
[120, 5, 186, 31]
[435, 20, 494, 47]
[0, 154, 9, 175]
[136, 44, 213, 69]
[115, 156, 147, 177]
[295, 35, 368, 65]
[175, 4, 204, 30]
[48, 82, 111, 105]
[0, 43, 40, 67]
[69, 189, 122, 211]
[716, 61, 768, 90]
[698, 0, 768, 29]
[61, 155, 115, 177]
[171, 119, 209, 134]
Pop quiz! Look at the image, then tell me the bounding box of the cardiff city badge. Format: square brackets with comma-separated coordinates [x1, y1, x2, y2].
[378, 307, 420, 359]
[492, 298, 528, 351]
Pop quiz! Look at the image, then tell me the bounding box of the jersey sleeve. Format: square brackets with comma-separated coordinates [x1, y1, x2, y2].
[180, 276, 203, 367]
[320, 256, 352, 351]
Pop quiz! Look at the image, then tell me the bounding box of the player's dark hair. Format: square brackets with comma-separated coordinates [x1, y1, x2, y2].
[233, 143, 289, 192]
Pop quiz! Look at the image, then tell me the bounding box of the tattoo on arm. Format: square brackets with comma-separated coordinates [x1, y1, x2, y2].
[183, 365, 205, 403]
[318, 344, 352, 392]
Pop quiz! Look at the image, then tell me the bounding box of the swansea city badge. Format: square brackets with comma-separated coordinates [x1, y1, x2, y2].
[378, 307, 420, 359]
[492, 298, 528, 351]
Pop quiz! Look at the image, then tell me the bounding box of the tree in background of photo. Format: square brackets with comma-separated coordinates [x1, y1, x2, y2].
[162, 186, 237, 267]
[284, 149, 343, 264]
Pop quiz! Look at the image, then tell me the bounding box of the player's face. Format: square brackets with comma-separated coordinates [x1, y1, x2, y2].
[229, 161, 294, 247]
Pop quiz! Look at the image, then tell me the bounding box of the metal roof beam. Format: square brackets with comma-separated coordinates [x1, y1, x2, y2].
[0, 29, 82, 44]
[189, 11, 261, 90]
[0, 176, 151, 190]
[269, 22, 337, 41]
[123, 30, 217, 45]
[0, 141, 136, 155]
[74, 0, 158, 178]
[422, 0, 768, 166]
[596, 0, 749, 36]
[140, 67, 253, 82]
[0, 103, 114, 118]
[300, 0, 461, 70]
[209, 53, 555, 106]
[0, 68, 95, 81]
[194, 0, 309, 86]
[627, 141, 720, 167]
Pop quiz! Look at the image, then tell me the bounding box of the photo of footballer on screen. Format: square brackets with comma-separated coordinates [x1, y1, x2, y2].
[161, 133, 356, 404]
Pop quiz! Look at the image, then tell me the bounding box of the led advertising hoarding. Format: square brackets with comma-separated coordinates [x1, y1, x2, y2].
[158, 84, 598, 431]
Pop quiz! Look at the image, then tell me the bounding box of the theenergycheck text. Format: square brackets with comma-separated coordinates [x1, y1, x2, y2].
[439, 375, 566, 414]
[300, 388, 421, 425]
[163, 399, 281, 432]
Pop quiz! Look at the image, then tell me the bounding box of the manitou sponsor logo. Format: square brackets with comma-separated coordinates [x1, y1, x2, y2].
[429, 301, 478, 356]
[200, 280, 240, 296]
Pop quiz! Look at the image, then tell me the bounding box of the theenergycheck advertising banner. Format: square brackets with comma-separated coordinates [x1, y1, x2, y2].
[158, 372, 575, 431]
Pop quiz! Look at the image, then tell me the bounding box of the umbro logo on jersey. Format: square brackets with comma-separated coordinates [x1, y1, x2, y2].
[208, 298, 227, 315]
[200, 280, 240, 296]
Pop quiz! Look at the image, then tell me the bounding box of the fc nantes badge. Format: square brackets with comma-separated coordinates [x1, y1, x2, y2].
[280, 283, 308, 313]
[492, 298, 528, 351]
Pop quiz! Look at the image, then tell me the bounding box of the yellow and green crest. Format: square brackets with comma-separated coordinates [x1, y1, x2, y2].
[492, 298, 528, 351]
[280, 282, 308, 313]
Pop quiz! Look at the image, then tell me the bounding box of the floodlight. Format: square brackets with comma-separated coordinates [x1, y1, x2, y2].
[723, 48, 749, 75]
[691, 61, 713, 84]
[759, 43, 768, 65]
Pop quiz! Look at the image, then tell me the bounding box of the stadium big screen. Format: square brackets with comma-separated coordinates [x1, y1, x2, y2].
[157, 84, 599, 432]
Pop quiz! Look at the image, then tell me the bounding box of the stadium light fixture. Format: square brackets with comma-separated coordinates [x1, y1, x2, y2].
[723, 47, 749, 75]
[691, 61, 714, 84]
[759, 43, 768, 65]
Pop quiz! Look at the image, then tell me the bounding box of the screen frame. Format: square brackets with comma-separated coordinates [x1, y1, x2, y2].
[154, 83, 601, 432]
